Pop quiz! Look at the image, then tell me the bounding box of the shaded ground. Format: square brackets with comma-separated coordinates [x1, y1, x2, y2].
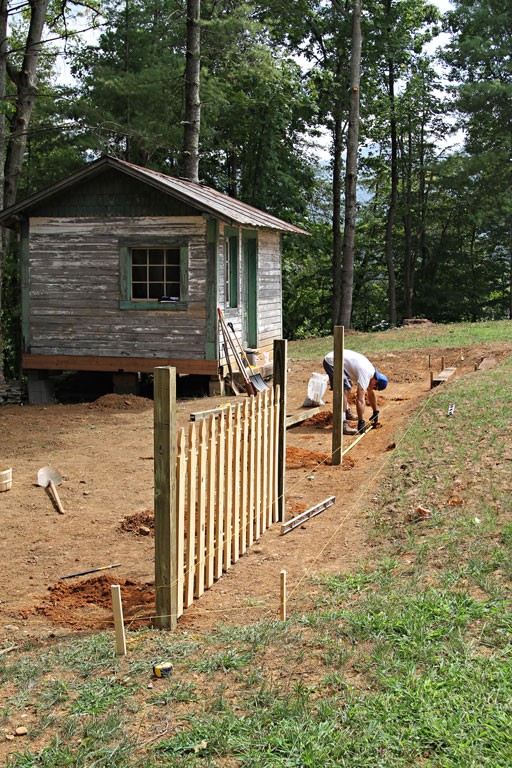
[0, 337, 510, 643]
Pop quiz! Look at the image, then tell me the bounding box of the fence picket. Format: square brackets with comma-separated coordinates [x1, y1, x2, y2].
[224, 407, 233, 571]
[195, 419, 207, 598]
[272, 386, 280, 522]
[254, 394, 262, 541]
[215, 413, 226, 580]
[184, 422, 197, 607]
[261, 389, 269, 534]
[248, 397, 256, 546]
[240, 400, 249, 554]
[267, 391, 274, 528]
[176, 428, 186, 618]
[232, 405, 241, 562]
[205, 416, 216, 588]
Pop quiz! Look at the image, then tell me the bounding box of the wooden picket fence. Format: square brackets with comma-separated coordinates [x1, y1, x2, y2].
[174, 386, 281, 618]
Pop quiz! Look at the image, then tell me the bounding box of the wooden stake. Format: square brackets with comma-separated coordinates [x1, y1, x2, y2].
[154, 366, 177, 630]
[332, 326, 344, 465]
[273, 340, 287, 522]
[280, 569, 287, 621]
[111, 584, 126, 656]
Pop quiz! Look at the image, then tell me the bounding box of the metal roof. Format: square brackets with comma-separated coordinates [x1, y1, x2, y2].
[0, 156, 309, 235]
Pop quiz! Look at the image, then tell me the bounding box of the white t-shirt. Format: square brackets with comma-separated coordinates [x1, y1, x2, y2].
[325, 349, 375, 391]
[343, 349, 375, 390]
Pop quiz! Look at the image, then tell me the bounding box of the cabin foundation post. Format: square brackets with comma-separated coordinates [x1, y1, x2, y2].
[112, 372, 139, 395]
[208, 375, 225, 396]
[26, 371, 55, 404]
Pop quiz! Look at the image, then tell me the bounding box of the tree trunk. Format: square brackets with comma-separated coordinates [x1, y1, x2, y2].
[331, 59, 345, 330]
[403, 117, 414, 318]
[4, 0, 49, 209]
[509, 224, 512, 319]
[1, 0, 49, 384]
[383, 55, 397, 326]
[182, 0, 201, 182]
[0, 1, 8, 383]
[0, 0, 7, 211]
[338, 0, 361, 328]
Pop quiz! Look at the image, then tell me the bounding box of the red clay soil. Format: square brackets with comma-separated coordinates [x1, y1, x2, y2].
[0, 339, 510, 640]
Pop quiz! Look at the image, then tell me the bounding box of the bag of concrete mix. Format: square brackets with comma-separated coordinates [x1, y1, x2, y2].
[302, 372, 329, 407]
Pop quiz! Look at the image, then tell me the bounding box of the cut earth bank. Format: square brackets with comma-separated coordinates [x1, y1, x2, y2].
[0, 338, 510, 643]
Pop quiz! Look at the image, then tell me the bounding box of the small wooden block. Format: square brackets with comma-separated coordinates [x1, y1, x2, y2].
[477, 358, 497, 371]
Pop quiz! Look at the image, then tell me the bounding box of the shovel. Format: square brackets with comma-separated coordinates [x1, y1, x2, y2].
[37, 465, 65, 515]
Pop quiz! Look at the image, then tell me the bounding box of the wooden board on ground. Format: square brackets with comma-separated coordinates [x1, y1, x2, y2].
[280, 496, 335, 535]
[285, 405, 322, 429]
[431, 367, 456, 387]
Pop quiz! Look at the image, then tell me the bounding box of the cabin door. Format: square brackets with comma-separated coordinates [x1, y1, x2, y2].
[243, 234, 258, 349]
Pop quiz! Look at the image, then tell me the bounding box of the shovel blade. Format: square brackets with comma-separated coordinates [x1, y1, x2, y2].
[37, 465, 62, 488]
[250, 374, 269, 392]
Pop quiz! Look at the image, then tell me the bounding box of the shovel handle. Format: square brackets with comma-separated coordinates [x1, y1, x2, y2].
[49, 479, 65, 515]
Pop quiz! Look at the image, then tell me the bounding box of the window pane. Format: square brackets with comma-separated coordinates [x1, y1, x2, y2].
[166, 248, 180, 266]
[149, 266, 164, 282]
[166, 282, 180, 300]
[166, 265, 180, 283]
[132, 266, 147, 282]
[131, 249, 147, 265]
[132, 283, 147, 299]
[149, 283, 164, 299]
[149, 249, 165, 265]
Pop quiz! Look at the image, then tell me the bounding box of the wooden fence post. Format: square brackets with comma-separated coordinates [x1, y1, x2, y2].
[154, 366, 177, 630]
[332, 326, 344, 466]
[274, 340, 287, 522]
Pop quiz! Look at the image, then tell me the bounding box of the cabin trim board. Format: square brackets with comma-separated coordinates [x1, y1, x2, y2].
[22, 353, 219, 376]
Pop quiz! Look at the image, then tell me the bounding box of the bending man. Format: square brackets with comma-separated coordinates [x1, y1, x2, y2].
[323, 348, 388, 433]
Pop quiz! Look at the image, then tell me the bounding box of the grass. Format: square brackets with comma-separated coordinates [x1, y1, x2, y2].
[1, 324, 511, 767]
[288, 318, 512, 358]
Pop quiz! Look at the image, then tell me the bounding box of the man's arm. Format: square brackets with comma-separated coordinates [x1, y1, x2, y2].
[356, 385, 366, 419]
[367, 387, 378, 412]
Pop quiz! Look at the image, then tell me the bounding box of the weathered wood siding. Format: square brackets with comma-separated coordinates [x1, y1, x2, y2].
[27, 216, 209, 360]
[216, 225, 282, 363]
[256, 229, 282, 351]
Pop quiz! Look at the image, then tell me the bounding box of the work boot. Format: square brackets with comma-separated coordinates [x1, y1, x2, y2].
[343, 421, 357, 435]
[346, 409, 358, 421]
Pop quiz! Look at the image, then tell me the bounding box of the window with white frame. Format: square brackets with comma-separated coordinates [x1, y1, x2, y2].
[119, 241, 189, 310]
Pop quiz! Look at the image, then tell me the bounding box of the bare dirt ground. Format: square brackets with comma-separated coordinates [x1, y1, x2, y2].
[1, 337, 510, 645]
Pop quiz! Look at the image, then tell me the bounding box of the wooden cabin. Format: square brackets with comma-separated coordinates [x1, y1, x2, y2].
[0, 156, 307, 402]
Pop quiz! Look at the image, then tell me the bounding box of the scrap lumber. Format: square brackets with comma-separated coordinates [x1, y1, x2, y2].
[430, 367, 456, 388]
[285, 405, 322, 429]
[280, 496, 335, 535]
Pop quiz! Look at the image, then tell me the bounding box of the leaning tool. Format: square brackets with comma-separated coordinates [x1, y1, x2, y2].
[219, 312, 241, 396]
[218, 308, 256, 396]
[60, 563, 122, 580]
[37, 465, 66, 515]
[227, 320, 268, 392]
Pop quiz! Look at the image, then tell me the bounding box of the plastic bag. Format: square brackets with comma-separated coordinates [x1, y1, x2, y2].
[302, 372, 329, 407]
